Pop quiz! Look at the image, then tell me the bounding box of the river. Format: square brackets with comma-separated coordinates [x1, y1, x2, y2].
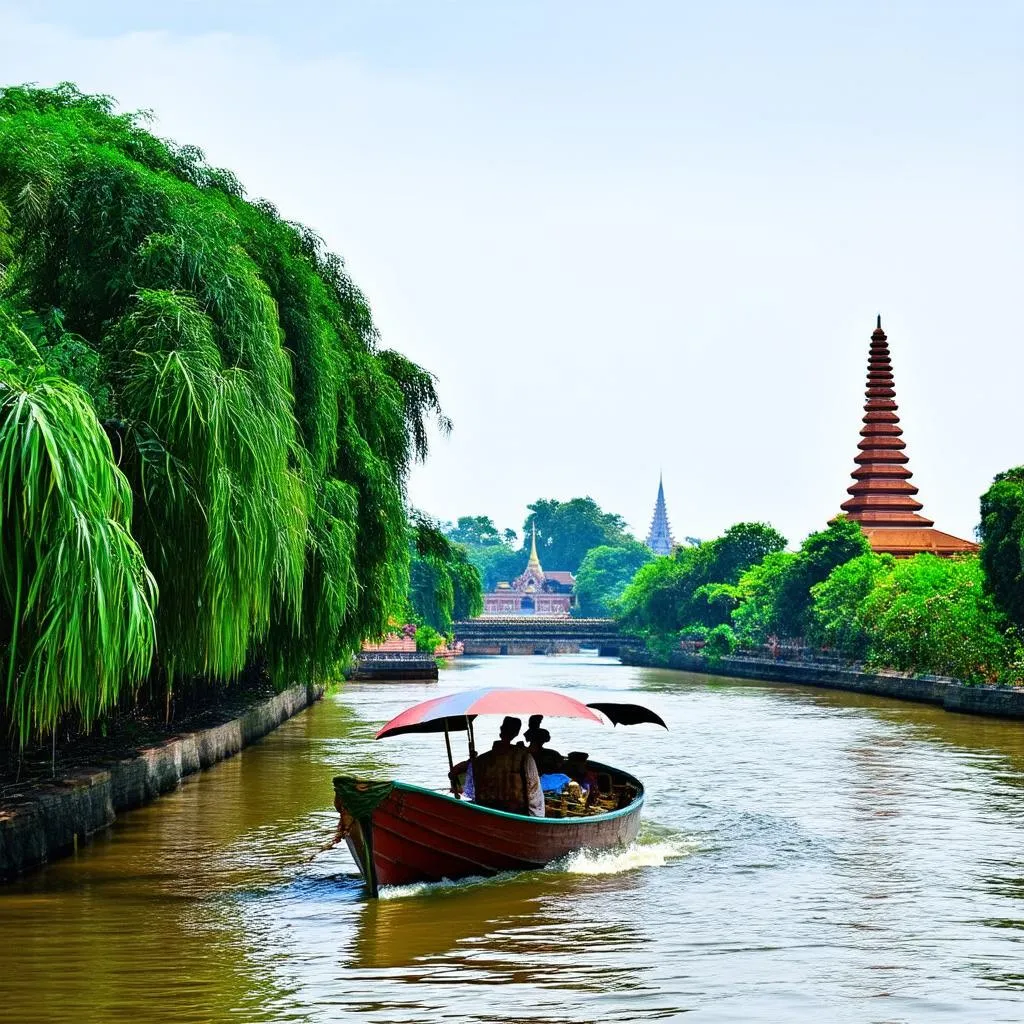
[2, 655, 1024, 1023]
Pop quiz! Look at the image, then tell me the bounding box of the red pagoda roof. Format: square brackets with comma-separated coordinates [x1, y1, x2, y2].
[860, 527, 978, 558]
[840, 317, 977, 557]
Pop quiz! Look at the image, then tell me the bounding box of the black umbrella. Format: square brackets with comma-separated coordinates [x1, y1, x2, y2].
[587, 702, 668, 729]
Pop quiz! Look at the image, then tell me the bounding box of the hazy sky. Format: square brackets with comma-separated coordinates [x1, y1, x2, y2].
[2, 1, 1021, 547]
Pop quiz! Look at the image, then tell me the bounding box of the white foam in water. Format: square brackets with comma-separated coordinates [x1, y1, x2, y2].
[549, 837, 697, 876]
[376, 836, 696, 898]
[378, 871, 516, 900]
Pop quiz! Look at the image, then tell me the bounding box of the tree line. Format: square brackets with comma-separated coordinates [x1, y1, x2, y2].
[618, 476, 1024, 685]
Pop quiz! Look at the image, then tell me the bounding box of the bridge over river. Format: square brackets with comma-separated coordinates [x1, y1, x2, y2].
[452, 616, 629, 656]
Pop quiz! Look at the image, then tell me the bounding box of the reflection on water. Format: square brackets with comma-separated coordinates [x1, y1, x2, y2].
[2, 655, 1024, 1022]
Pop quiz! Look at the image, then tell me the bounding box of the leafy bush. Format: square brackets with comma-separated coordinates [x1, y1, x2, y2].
[809, 552, 894, 658]
[574, 541, 653, 617]
[413, 625, 444, 654]
[408, 514, 482, 633]
[980, 467, 1024, 629]
[858, 555, 1008, 683]
[703, 624, 737, 664]
[618, 522, 786, 635]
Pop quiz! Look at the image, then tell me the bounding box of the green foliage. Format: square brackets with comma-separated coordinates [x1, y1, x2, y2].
[473, 544, 528, 591]
[0, 364, 157, 744]
[18, 309, 111, 411]
[444, 515, 525, 591]
[729, 551, 798, 645]
[706, 522, 789, 585]
[792, 546, 1014, 683]
[858, 555, 1009, 683]
[110, 287, 307, 683]
[808, 552, 894, 657]
[408, 515, 482, 633]
[413, 624, 444, 654]
[447, 515, 504, 547]
[0, 84, 446, 742]
[733, 517, 870, 642]
[573, 541, 653, 617]
[618, 556, 691, 635]
[679, 625, 710, 642]
[979, 467, 1024, 629]
[643, 630, 685, 660]
[524, 497, 629, 574]
[618, 521, 786, 635]
[704, 624, 737, 664]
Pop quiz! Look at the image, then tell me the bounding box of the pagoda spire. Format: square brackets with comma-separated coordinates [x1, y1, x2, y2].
[840, 317, 934, 528]
[645, 474, 675, 556]
[526, 520, 544, 574]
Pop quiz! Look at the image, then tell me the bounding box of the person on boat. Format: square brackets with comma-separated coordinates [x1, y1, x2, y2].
[565, 750, 601, 807]
[525, 725, 566, 780]
[472, 716, 544, 816]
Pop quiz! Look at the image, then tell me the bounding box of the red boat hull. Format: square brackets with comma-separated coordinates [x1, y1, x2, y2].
[336, 767, 644, 895]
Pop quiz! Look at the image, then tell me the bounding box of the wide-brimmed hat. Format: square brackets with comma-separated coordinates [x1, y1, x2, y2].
[525, 726, 550, 744]
[566, 750, 589, 763]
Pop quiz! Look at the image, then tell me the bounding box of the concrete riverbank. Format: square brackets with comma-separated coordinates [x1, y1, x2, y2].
[620, 648, 1024, 720]
[0, 681, 323, 880]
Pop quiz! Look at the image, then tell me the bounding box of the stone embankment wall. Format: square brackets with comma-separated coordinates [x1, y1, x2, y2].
[620, 649, 1024, 720]
[0, 681, 323, 881]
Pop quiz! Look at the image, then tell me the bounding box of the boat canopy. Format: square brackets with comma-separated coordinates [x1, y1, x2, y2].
[375, 688, 666, 739]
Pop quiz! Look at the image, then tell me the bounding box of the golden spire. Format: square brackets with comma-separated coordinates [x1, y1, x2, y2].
[527, 521, 543, 574]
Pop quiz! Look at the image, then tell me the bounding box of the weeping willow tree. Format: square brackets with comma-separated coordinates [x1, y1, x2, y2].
[407, 512, 483, 635]
[0, 83, 448, 746]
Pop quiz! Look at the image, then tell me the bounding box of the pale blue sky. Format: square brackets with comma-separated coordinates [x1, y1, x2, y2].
[2, 1, 1021, 546]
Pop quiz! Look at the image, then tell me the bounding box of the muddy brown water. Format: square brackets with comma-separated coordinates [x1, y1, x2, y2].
[2, 655, 1024, 1023]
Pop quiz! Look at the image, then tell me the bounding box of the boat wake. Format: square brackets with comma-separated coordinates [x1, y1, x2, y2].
[378, 872, 511, 900]
[377, 831, 696, 900]
[548, 836, 696, 876]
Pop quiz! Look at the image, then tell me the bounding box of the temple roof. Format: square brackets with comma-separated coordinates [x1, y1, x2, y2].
[839, 317, 978, 556]
[544, 571, 576, 586]
[860, 527, 978, 557]
[645, 474, 675, 556]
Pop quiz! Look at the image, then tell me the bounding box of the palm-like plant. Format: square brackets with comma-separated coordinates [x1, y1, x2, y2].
[0, 361, 157, 744]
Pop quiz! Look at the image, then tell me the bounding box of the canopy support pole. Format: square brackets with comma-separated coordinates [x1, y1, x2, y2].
[443, 724, 454, 773]
[444, 723, 459, 796]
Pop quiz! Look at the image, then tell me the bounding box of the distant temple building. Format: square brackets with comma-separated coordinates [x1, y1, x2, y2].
[482, 524, 575, 616]
[839, 317, 977, 557]
[645, 475, 675, 556]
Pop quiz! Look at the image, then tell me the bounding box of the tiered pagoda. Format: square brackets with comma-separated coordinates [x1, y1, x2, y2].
[645, 475, 675, 556]
[839, 317, 977, 557]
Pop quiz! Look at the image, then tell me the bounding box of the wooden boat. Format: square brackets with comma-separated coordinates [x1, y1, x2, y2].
[334, 760, 644, 896]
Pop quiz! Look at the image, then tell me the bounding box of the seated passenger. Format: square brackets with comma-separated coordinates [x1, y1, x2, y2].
[565, 750, 601, 807]
[448, 757, 472, 799]
[524, 723, 564, 775]
[472, 716, 544, 817]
